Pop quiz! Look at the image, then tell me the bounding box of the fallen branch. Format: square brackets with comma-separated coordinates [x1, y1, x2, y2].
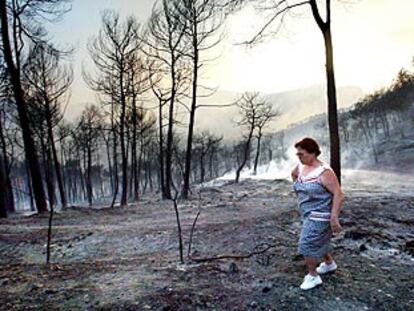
[273, 223, 297, 236]
[189, 241, 281, 263]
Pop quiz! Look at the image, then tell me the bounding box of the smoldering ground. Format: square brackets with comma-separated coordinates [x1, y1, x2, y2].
[0, 170, 413, 310]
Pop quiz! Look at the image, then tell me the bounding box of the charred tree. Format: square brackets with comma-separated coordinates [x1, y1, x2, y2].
[144, 0, 189, 199]
[252, 99, 280, 175]
[0, 105, 15, 213]
[23, 43, 73, 208]
[86, 10, 142, 206]
[193, 131, 222, 183]
[176, 0, 225, 199]
[76, 105, 102, 207]
[234, 93, 260, 183]
[0, 154, 8, 217]
[0, 0, 49, 212]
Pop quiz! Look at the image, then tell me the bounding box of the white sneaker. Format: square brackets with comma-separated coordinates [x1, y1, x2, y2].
[316, 261, 337, 274]
[300, 274, 322, 290]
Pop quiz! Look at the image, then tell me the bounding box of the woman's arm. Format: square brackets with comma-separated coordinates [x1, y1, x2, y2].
[291, 164, 299, 182]
[320, 169, 345, 233]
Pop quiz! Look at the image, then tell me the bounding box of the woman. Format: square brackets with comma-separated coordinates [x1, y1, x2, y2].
[291, 137, 344, 290]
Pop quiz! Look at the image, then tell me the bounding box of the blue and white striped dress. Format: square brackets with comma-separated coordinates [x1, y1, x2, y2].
[293, 163, 333, 258]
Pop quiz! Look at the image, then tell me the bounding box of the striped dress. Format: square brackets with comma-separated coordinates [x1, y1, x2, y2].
[293, 162, 333, 258]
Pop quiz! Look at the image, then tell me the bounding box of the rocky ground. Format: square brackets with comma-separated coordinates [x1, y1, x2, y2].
[0, 170, 413, 310]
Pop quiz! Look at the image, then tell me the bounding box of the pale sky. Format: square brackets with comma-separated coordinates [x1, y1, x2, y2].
[48, 0, 414, 120]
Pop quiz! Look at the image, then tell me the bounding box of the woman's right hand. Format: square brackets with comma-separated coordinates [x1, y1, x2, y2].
[330, 216, 342, 234]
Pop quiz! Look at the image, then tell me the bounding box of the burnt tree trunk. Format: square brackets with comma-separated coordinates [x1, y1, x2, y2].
[39, 129, 55, 209]
[0, 0, 47, 212]
[46, 107, 67, 208]
[0, 155, 8, 218]
[110, 106, 119, 207]
[120, 104, 128, 206]
[182, 41, 199, 199]
[158, 99, 168, 199]
[235, 128, 254, 183]
[25, 159, 36, 211]
[165, 74, 176, 200]
[0, 113, 15, 213]
[253, 130, 263, 175]
[310, 0, 341, 183]
[86, 146, 93, 207]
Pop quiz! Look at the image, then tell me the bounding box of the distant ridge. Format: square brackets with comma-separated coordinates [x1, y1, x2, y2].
[196, 84, 364, 140]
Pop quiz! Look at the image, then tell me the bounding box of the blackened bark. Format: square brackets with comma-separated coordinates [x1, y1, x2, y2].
[25, 159, 35, 211]
[136, 135, 143, 200]
[0, 113, 15, 212]
[158, 99, 167, 199]
[323, 27, 341, 183]
[164, 68, 176, 200]
[0, 0, 47, 212]
[0, 155, 8, 218]
[80, 147, 87, 201]
[42, 133, 55, 210]
[120, 93, 128, 206]
[182, 33, 199, 199]
[310, 0, 341, 183]
[103, 133, 113, 194]
[253, 131, 262, 175]
[131, 112, 138, 201]
[46, 191, 54, 264]
[86, 146, 93, 206]
[209, 151, 214, 180]
[199, 153, 206, 183]
[172, 195, 184, 264]
[235, 128, 254, 183]
[110, 134, 119, 207]
[46, 110, 67, 208]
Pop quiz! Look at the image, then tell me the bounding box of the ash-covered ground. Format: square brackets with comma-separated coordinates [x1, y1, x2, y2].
[0, 170, 413, 310]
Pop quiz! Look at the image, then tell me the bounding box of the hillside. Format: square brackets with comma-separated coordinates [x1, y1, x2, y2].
[274, 100, 414, 173]
[195, 85, 363, 140]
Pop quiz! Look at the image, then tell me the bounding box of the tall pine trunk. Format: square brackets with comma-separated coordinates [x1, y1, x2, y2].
[253, 132, 262, 175]
[41, 132, 55, 210]
[235, 127, 254, 183]
[120, 104, 128, 206]
[46, 109, 67, 208]
[182, 19, 199, 200]
[0, 0, 47, 212]
[25, 159, 35, 211]
[0, 113, 15, 213]
[323, 28, 341, 183]
[158, 99, 167, 199]
[110, 102, 119, 207]
[310, 0, 341, 183]
[0, 155, 8, 218]
[165, 66, 176, 200]
[86, 146, 93, 207]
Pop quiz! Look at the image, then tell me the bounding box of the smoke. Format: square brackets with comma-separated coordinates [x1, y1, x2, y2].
[208, 146, 297, 183]
[342, 169, 414, 196]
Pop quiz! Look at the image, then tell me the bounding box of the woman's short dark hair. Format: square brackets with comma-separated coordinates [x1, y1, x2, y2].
[294, 137, 321, 156]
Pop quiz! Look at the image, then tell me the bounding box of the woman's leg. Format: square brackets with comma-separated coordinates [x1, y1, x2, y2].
[323, 253, 333, 264]
[304, 257, 319, 276]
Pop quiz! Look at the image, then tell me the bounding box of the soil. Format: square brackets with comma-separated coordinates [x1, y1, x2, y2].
[1, 171, 413, 310]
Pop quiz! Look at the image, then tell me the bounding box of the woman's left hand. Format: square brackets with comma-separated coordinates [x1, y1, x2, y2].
[330, 216, 342, 234]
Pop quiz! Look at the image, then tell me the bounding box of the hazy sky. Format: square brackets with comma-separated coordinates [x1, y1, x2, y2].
[48, 0, 414, 119]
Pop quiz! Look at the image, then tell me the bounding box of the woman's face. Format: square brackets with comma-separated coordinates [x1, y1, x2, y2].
[296, 147, 316, 165]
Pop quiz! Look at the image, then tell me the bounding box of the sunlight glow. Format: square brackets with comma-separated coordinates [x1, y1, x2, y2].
[203, 0, 414, 94]
[48, 0, 414, 118]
